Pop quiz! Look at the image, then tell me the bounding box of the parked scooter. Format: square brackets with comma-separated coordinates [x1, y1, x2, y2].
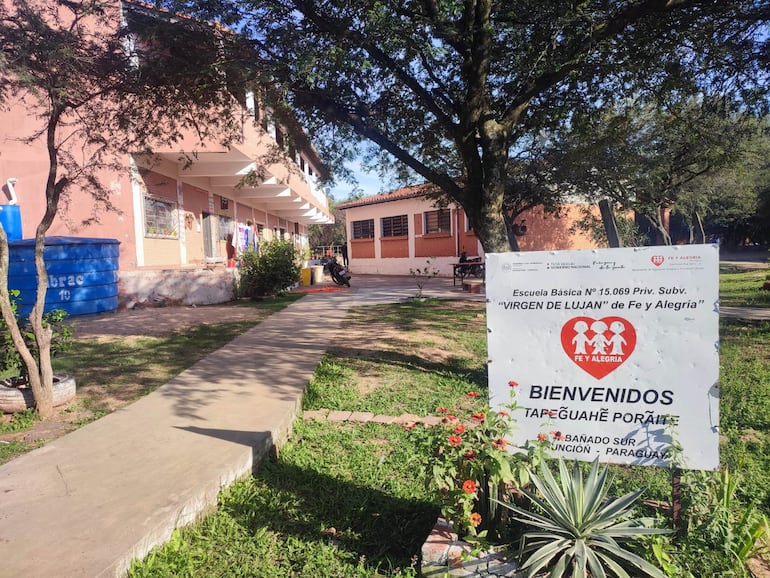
[325, 256, 351, 287]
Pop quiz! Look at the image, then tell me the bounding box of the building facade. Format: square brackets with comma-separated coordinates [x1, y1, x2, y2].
[337, 184, 600, 276]
[0, 0, 332, 307]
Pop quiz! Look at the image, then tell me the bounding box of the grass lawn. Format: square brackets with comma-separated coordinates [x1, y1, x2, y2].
[719, 267, 770, 307]
[5, 271, 767, 576]
[129, 287, 770, 577]
[0, 295, 303, 464]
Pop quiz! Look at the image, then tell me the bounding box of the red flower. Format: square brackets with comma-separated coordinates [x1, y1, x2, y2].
[471, 412, 486, 422]
[545, 409, 557, 417]
[466, 391, 480, 398]
[437, 406, 448, 414]
[448, 435, 462, 447]
[497, 411, 509, 417]
[443, 414, 459, 423]
[463, 450, 477, 461]
[462, 480, 477, 494]
[453, 424, 466, 434]
[550, 430, 565, 441]
[492, 437, 507, 450]
[470, 512, 482, 527]
[508, 380, 519, 388]
[404, 422, 416, 430]
[537, 433, 547, 442]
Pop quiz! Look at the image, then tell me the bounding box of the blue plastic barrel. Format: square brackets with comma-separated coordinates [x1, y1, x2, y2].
[8, 237, 120, 318]
[0, 205, 22, 240]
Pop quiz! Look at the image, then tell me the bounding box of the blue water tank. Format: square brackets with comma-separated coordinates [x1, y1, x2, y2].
[8, 237, 120, 318]
[0, 205, 22, 241]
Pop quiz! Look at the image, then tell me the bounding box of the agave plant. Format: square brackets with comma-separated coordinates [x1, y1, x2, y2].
[498, 457, 669, 578]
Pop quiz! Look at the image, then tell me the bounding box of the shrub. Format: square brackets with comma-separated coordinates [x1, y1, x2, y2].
[238, 240, 301, 298]
[0, 291, 72, 381]
[427, 385, 550, 545]
[500, 457, 669, 578]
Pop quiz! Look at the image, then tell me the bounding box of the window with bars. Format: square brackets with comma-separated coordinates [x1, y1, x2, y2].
[352, 219, 375, 239]
[381, 214, 408, 238]
[425, 209, 451, 234]
[218, 215, 232, 241]
[143, 195, 178, 239]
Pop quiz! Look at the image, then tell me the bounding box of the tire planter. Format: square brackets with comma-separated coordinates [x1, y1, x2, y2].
[0, 375, 76, 413]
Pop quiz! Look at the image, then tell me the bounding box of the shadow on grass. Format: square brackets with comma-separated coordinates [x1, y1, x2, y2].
[177, 424, 438, 575]
[329, 345, 489, 390]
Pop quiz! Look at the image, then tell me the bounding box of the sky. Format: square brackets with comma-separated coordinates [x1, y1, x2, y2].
[327, 160, 385, 202]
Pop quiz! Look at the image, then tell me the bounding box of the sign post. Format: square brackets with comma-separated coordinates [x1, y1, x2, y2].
[486, 245, 720, 471]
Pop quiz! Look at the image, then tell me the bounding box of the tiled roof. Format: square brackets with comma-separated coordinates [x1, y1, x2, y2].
[336, 183, 443, 209]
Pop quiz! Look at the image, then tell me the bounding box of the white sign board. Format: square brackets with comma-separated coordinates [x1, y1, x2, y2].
[487, 245, 720, 470]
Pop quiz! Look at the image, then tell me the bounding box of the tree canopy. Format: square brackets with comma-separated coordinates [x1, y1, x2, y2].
[0, 0, 241, 416]
[168, 0, 770, 252]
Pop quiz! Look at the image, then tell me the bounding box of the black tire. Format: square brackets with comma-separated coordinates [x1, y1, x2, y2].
[331, 271, 345, 285]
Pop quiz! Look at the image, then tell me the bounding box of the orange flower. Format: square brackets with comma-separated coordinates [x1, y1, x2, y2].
[443, 414, 459, 423]
[492, 437, 507, 450]
[466, 391, 480, 398]
[463, 450, 477, 461]
[497, 411, 509, 417]
[437, 406, 448, 414]
[448, 435, 462, 446]
[508, 380, 519, 388]
[471, 412, 486, 422]
[453, 424, 466, 434]
[537, 433, 547, 442]
[470, 512, 482, 527]
[462, 480, 477, 494]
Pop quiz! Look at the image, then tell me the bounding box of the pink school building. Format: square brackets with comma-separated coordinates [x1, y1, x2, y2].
[0, 0, 332, 307]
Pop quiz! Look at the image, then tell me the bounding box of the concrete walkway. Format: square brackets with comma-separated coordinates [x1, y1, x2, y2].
[0, 276, 479, 578]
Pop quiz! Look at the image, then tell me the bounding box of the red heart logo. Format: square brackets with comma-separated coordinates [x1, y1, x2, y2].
[651, 255, 664, 267]
[560, 316, 637, 380]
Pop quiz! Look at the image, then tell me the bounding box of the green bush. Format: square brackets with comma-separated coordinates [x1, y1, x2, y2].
[238, 240, 301, 298]
[0, 290, 72, 381]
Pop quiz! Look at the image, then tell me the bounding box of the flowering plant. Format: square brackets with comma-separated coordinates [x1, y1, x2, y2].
[426, 383, 550, 545]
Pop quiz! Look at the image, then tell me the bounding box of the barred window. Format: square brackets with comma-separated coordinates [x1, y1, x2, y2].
[381, 215, 408, 238]
[352, 219, 375, 239]
[218, 215, 232, 241]
[425, 209, 451, 234]
[144, 195, 178, 239]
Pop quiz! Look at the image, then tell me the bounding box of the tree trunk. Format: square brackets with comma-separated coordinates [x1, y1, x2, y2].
[599, 199, 623, 248]
[692, 210, 706, 244]
[0, 228, 52, 417]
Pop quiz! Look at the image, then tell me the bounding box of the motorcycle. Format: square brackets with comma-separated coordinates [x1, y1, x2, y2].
[325, 257, 351, 287]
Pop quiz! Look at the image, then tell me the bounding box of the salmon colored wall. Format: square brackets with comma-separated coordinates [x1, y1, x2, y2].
[518, 205, 600, 251]
[413, 213, 423, 236]
[415, 234, 455, 257]
[351, 239, 375, 258]
[380, 237, 409, 258]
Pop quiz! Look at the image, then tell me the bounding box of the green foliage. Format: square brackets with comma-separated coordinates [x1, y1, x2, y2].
[678, 468, 770, 573]
[238, 240, 301, 298]
[502, 457, 669, 578]
[0, 292, 72, 381]
[177, 0, 769, 253]
[427, 385, 550, 545]
[0, 408, 38, 434]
